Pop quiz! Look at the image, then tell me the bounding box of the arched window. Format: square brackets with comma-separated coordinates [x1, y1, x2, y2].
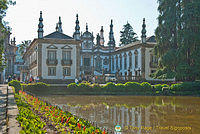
[95, 56, 102, 72]
[128, 52, 132, 69]
[119, 54, 122, 70]
[112, 56, 114, 71]
[124, 53, 127, 70]
[134, 50, 138, 68]
[116, 55, 118, 70]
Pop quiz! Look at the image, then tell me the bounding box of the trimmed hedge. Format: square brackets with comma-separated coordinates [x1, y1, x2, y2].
[23, 82, 49, 90]
[64, 81, 200, 96]
[11, 80, 200, 96]
[8, 80, 22, 94]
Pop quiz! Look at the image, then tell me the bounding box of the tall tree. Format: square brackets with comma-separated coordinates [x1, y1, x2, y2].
[18, 40, 31, 56]
[0, 0, 15, 71]
[120, 22, 138, 46]
[154, 0, 200, 81]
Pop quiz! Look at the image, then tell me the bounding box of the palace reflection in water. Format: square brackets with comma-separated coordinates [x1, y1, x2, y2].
[41, 96, 200, 134]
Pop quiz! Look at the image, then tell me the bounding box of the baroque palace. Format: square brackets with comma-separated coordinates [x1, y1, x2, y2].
[20, 11, 163, 83]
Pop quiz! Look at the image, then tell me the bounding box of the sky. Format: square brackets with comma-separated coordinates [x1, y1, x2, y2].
[5, 0, 159, 46]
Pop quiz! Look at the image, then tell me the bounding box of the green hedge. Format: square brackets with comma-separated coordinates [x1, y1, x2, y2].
[18, 80, 200, 96]
[8, 80, 22, 94]
[64, 81, 200, 96]
[23, 82, 49, 90]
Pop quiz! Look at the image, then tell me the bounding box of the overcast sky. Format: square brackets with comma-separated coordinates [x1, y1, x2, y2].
[5, 0, 159, 45]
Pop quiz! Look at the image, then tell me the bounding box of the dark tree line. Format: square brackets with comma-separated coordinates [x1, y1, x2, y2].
[154, 0, 200, 81]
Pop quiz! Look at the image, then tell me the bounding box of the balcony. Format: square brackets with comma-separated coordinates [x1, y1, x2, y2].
[46, 59, 58, 66]
[61, 59, 72, 66]
[149, 62, 158, 68]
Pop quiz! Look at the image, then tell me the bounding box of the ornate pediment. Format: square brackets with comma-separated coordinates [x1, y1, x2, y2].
[61, 45, 73, 49]
[47, 44, 58, 49]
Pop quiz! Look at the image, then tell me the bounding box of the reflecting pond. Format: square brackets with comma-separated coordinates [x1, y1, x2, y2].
[41, 96, 200, 134]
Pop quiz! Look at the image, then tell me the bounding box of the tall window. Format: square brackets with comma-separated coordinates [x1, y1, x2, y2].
[62, 51, 71, 60]
[120, 54, 122, 70]
[134, 50, 138, 68]
[95, 56, 102, 72]
[124, 53, 127, 70]
[129, 52, 132, 69]
[84, 58, 90, 66]
[48, 67, 56, 76]
[48, 50, 56, 60]
[112, 56, 114, 71]
[63, 67, 71, 76]
[116, 56, 118, 70]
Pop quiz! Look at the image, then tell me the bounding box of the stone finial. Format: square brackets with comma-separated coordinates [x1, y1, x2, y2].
[38, 11, 44, 39]
[55, 23, 58, 31]
[141, 18, 147, 44]
[100, 26, 105, 45]
[108, 19, 115, 47]
[73, 14, 80, 40]
[58, 16, 63, 33]
[96, 33, 100, 46]
[86, 23, 88, 32]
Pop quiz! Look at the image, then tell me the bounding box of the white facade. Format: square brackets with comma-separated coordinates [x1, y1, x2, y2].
[41, 43, 77, 79]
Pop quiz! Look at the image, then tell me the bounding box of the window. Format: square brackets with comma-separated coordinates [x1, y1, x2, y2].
[124, 53, 127, 70]
[63, 67, 71, 76]
[129, 52, 132, 69]
[62, 51, 71, 60]
[48, 67, 56, 76]
[48, 50, 56, 60]
[84, 58, 90, 66]
[112, 56, 114, 71]
[95, 56, 102, 72]
[116, 56, 118, 70]
[119, 54, 122, 70]
[134, 50, 138, 68]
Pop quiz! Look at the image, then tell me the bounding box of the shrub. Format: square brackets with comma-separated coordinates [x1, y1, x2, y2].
[8, 80, 22, 93]
[115, 83, 125, 92]
[26, 82, 49, 90]
[153, 84, 169, 91]
[78, 83, 91, 90]
[67, 83, 79, 89]
[102, 82, 116, 91]
[153, 84, 162, 91]
[141, 82, 152, 89]
[170, 83, 183, 91]
[90, 83, 101, 91]
[124, 82, 143, 91]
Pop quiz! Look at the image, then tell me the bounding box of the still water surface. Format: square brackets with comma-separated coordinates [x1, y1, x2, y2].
[41, 96, 200, 134]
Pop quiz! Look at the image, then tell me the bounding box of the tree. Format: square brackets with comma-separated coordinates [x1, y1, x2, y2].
[154, 0, 200, 81]
[120, 22, 138, 46]
[0, 0, 15, 71]
[18, 40, 31, 56]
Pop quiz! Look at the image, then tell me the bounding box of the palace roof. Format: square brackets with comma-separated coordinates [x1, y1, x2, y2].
[44, 31, 73, 40]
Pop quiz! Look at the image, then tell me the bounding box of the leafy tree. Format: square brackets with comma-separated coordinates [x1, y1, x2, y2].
[154, 0, 200, 81]
[0, 0, 15, 71]
[18, 40, 31, 56]
[120, 22, 138, 46]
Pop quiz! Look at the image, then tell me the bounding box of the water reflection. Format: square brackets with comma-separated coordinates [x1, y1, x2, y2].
[41, 96, 200, 134]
